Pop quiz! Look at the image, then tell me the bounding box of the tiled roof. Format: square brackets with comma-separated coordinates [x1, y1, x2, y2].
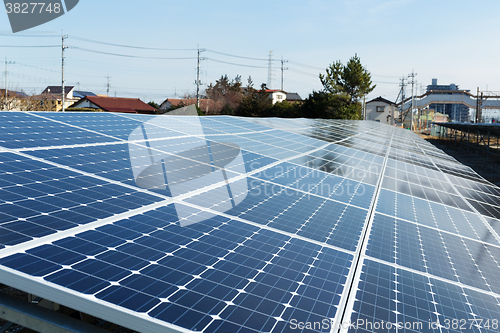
[366, 96, 396, 105]
[73, 91, 97, 98]
[161, 98, 216, 112]
[41, 86, 74, 96]
[72, 96, 157, 114]
[286, 92, 302, 101]
[0, 89, 27, 98]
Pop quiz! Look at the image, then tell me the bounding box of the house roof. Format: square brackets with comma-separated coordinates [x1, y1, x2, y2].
[0, 89, 27, 98]
[366, 96, 396, 105]
[160, 98, 216, 111]
[41, 86, 74, 96]
[73, 91, 97, 98]
[71, 96, 157, 114]
[286, 93, 302, 101]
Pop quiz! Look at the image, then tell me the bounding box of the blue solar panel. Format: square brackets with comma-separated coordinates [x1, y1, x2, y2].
[348, 260, 500, 333]
[0, 151, 162, 247]
[1, 110, 500, 333]
[0, 112, 119, 148]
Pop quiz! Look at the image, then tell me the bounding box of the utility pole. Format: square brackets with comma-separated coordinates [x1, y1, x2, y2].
[107, 76, 110, 97]
[408, 70, 417, 131]
[280, 56, 288, 91]
[267, 51, 273, 89]
[196, 46, 206, 108]
[4, 58, 15, 111]
[399, 77, 406, 126]
[61, 34, 68, 112]
[363, 95, 366, 120]
[476, 87, 480, 123]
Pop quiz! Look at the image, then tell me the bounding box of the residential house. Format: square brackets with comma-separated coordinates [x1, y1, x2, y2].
[39, 86, 79, 111]
[0, 89, 28, 110]
[265, 90, 287, 105]
[73, 91, 97, 99]
[365, 96, 398, 125]
[285, 93, 303, 104]
[69, 96, 157, 114]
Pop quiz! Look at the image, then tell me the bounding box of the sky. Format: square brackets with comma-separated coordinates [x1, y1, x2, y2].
[1, 0, 500, 105]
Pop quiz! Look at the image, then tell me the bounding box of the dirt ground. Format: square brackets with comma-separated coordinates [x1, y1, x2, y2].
[422, 134, 500, 187]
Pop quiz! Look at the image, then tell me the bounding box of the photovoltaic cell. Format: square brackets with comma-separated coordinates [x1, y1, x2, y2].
[349, 259, 500, 333]
[0, 112, 119, 148]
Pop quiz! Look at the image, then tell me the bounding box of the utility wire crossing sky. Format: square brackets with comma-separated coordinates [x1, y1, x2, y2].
[1, 0, 500, 104]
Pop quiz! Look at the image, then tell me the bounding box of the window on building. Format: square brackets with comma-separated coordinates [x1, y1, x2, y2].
[376, 106, 385, 112]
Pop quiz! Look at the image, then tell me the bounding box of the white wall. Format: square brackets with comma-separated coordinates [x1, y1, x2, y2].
[271, 92, 287, 105]
[73, 99, 96, 108]
[366, 101, 397, 125]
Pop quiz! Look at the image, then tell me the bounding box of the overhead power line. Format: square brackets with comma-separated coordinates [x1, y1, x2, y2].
[0, 34, 59, 38]
[71, 47, 197, 60]
[16, 62, 59, 73]
[288, 68, 318, 78]
[289, 60, 324, 71]
[70, 36, 197, 51]
[206, 58, 268, 69]
[373, 80, 400, 85]
[0, 45, 59, 48]
[205, 49, 279, 62]
[372, 74, 401, 79]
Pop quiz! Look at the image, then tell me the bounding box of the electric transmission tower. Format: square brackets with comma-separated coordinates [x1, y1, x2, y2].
[267, 51, 273, 89]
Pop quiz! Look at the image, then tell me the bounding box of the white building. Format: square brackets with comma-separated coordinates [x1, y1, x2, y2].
[365, 96, 398, 125]
[266, 90, 287, 105]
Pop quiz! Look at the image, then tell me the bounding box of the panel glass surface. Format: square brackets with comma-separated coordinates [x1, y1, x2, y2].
[1, 112, 500, 333]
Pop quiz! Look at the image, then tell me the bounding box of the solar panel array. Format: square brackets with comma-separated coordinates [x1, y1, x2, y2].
[1, 111, 500, 333]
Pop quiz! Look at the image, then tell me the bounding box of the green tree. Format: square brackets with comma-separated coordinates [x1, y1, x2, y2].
[301, 91, 357, 119]
[237, 81, 272, 117]
[205, 75, 243, 115]
[147, 101, 160, 109]
[305, 54, 375, 119]
[269, 100, 302, 118]
[147, 101, 160, 114]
